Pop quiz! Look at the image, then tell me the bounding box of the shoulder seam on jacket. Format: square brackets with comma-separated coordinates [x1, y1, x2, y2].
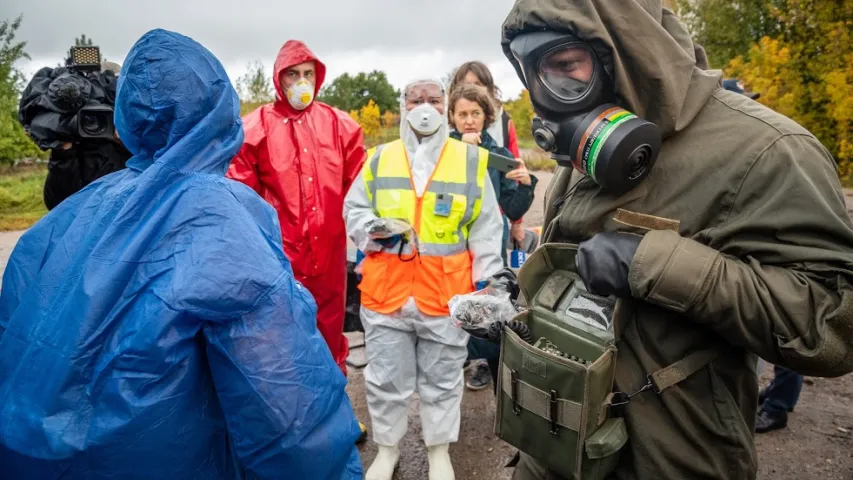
[712, 133, 812, 230]
[708, 94, 811, 138]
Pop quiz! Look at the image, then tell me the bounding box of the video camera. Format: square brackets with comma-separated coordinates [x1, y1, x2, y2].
[64, 46, 116, 141]
[18, 45, 119, 150]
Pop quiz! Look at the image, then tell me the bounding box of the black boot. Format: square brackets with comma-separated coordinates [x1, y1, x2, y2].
[758, 388, 794, 412]
[755, 408, 788, 434]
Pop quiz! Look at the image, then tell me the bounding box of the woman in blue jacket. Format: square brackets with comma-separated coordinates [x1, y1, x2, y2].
[448, 83, 538, 392]
[448, 83, 538, 267]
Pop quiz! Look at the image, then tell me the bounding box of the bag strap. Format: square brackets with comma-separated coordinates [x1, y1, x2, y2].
[607, 299, 722, 406]
[648, 347, 721, 393]
[606, 345, 722, 409]
[500, 364, 583, 434]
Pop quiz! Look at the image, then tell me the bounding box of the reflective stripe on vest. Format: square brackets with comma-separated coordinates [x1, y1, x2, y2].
[363, 138, 487, 256]
[360, 138, 489, 316]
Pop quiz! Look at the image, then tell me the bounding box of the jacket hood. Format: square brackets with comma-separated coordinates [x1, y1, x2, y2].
[114, 29, 243, 174]
[272, 40, 327, 112]
[501, 0, 721, 137]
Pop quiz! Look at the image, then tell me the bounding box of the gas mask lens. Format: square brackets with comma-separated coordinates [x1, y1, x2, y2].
[538, 45, 595, 101]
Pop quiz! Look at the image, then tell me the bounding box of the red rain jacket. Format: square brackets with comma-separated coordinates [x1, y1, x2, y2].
[227, 41, 366, 373]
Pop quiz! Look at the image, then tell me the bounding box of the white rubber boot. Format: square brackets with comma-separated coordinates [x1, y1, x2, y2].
[365, 444, 400, 480]
[427, 443, 455, 480]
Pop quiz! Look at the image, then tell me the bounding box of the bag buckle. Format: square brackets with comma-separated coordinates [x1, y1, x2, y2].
[510, 369, 521, 415]
[549, 390, 559, 435]
[610, 376, 655, 407]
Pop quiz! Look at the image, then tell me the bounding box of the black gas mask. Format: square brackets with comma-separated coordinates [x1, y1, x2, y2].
[508, 31, 661, 195]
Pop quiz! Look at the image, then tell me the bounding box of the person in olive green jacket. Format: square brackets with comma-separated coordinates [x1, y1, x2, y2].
[498, 1, 853, 479]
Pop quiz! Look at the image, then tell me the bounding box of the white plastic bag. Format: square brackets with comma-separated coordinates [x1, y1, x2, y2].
[449, 287, 518, 336]
[364, 218, 413, 240]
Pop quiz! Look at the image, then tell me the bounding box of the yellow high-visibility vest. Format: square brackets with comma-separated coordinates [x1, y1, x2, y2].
[358, 137, 489, 316]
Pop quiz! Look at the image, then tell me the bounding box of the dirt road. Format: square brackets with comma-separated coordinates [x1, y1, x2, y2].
[1, 173, 852, 479]
[0, 231, 22, 279]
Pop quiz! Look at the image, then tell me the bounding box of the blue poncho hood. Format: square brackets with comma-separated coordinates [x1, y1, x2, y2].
[0, 29, 362, 480]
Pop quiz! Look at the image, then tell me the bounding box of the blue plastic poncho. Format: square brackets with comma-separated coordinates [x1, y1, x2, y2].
[0, 29, 363, 480]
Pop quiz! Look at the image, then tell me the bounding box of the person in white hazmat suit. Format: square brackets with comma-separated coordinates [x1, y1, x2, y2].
[343, 78, 504, 480]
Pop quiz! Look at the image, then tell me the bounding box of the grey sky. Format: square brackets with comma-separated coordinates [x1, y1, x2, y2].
[6, 0, 526, 99]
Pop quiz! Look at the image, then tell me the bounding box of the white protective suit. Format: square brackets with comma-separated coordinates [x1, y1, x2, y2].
[343, 78, 504, 449]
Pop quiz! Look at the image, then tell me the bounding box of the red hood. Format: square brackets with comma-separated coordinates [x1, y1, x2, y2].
[272, 40, 326, 112]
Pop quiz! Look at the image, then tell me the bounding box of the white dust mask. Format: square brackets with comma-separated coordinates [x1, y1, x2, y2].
[286, 79, 314, 110]
[406, 103, 443, 136]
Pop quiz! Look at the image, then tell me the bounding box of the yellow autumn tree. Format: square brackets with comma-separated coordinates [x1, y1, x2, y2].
[723, 0, 853, 180]
[348, 109, 360, 125]
[357, 99, 381, 139]
[381, 110, 399, 129]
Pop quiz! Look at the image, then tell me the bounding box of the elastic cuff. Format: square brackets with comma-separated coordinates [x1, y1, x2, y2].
[629, 230, 720, 313]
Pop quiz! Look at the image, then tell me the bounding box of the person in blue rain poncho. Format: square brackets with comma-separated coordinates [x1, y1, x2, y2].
[0, 28, 362, 480]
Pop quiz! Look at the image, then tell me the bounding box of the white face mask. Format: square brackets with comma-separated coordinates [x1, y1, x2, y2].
[406, 103, 443, 136]
[286, 79, 314, 110]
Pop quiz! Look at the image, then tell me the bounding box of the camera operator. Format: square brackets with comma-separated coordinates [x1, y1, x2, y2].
[19, 54, 131, 211]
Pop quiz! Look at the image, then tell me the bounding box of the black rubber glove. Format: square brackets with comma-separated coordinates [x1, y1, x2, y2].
[486, 268, 520, 302]
[575, 232, 642, 298]
[375, 234, 402, 249]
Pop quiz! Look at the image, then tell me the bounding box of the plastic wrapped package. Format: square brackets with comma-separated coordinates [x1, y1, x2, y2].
[449, 287, 519, 338]
[364, 218, 414, 240]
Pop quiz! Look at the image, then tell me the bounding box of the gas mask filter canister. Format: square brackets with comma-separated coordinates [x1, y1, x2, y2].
[532, 105, 661, 195]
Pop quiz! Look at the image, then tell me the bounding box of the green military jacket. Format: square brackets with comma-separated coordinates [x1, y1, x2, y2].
[502, 1, 853, 479]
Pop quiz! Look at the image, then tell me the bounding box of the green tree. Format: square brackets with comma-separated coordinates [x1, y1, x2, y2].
[236, 61, 274, 115]
[676, 0, 852, 179]
[236, 60, 274, 104]
[725, 0, 853, 176]
[675, 0, 783, 68]
[318, 70, 399, 113]
[75, 34, 93, 47]
[0, 15, 43, 165]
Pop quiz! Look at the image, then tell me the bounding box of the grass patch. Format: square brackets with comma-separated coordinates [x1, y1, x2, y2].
[517, 137, 538, 151]
[0, 165, 48, 231]
[365, 128, 399, 150]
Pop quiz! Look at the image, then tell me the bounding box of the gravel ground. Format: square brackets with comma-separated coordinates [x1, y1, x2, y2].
[523, 169, 553, 228]
[1, 174, 852, 479]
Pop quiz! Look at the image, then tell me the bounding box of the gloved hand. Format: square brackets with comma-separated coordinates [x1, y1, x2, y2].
[486, 269, 520, 302]
[376, 234, 402, 249]
[475, 269, 520, 297]
[575, 232, 642, 298]
[449, 288, 518, 341]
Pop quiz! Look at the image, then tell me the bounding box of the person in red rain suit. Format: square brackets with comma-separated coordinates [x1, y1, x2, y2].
[227, 40, 366, 392]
